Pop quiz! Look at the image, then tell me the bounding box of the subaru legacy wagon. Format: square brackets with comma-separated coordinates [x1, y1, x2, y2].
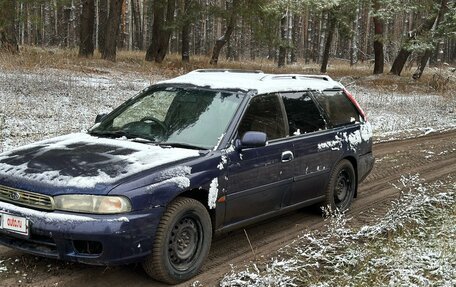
[0, 69, 373, 284]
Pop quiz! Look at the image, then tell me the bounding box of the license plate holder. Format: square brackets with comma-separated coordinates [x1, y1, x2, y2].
[0, 212, 29, 237]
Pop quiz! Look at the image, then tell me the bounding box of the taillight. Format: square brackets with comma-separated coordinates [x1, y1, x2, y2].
[343, 88, 367, 121]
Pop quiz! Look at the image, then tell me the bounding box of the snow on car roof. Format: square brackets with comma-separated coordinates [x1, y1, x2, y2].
[158, 69, 344, 94]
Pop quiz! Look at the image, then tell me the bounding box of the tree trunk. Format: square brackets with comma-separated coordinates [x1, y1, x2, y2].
[412, 50, 432, 80]
[181, 0, 191, 62]
[372, 0, 384, 74]
[209, 0, 240, 65]
[305, 9, 312, 64]
[79, 0, 95, 57]
[318, 11, 328, 64]
[290, 14, 300, 63]
[350, 2, 360, 66]
[145, 0, 164, 61]
[412, 0, 448, 80]
[156, 0, 175, 62]
[278, 12, 287, 68]
[361, 4, 370, 62]
[390, 48, 412, 76]
[390, 1, 441, 76]
[102, 0, 123, 61]
[0, 0, 19, 53]
[118, 0, 128, 49]
[320, 10, 336, 73]
[98, 0, 108, 54]
[131, 0, 142, 50]
[145, 0, 176, 63]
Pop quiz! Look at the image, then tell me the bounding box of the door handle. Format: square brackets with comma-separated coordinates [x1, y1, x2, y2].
[281, 151, 294, 163]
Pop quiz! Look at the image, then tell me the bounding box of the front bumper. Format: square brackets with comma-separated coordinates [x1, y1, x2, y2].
[0, 200, 164, 265]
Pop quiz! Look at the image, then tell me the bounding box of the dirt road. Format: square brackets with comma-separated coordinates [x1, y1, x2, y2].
[1, 130, 455, 287]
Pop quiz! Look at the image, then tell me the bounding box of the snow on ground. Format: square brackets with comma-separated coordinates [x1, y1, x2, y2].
[0, 69, 163, 152]
[0, 69, 455, 152]
[0, 69, 455, 151]
[352, 86, 456, 142]
[220, 175, 456, 287]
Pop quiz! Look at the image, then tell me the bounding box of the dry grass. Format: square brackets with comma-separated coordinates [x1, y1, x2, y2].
[0, 46, 455, 95]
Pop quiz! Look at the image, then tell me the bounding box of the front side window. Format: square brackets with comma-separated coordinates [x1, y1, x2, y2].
[90, 87, 243, 149]
[281, 92, 326, 135]
[237, 94, 288, 140]
[314, 90, 362, 127]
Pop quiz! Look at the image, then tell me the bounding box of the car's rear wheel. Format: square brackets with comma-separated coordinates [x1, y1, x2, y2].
[322, 159, 356, 212]
[143, 197, 212, 284]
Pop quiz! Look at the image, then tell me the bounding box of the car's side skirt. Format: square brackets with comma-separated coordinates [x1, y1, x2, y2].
[215, 195, 325, 234]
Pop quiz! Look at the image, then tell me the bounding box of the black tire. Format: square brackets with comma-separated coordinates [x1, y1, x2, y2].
[142, 197, 212, 285]
[322, 159, 356, 212]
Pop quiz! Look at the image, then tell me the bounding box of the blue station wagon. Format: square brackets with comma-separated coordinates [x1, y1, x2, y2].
[0, 69, 374, 284]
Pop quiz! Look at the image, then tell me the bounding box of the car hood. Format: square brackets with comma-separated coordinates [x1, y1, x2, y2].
[0, 133, 201, 196]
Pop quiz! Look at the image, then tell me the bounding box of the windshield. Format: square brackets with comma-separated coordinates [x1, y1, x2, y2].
[90, 86, 243, 149]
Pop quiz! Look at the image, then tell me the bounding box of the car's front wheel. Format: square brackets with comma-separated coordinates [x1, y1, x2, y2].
[322, 159, 356, 212]
[143, 197, 212, 284]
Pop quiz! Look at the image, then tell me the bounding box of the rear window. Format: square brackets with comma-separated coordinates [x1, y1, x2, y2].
[281, 92, 326, 135]
[314, 90, 362, 127]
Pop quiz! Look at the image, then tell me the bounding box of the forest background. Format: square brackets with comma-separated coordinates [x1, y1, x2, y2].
[0, 0, 455, 80]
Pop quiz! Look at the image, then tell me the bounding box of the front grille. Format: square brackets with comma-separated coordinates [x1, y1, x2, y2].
[0, 185, 54, 210]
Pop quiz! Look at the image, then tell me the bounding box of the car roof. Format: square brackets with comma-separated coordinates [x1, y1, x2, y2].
[158, 69, 344, 95]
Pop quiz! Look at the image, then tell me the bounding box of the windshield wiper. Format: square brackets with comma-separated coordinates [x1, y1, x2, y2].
[90, 130, 156, 143]
[90, 130, 130, 138]
[159, 142, 206, 150]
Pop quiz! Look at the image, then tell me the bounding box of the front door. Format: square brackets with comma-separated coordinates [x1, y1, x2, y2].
[224, 94, 294, 226]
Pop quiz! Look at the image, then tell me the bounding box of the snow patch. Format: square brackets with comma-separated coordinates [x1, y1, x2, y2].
[116, 217, 129, 222]
[217, 155, 228, 170]
[360, 122, 373, 141]
[208, 178, 219, 209]
[155, 166, 192, 181]
[318, 123, 372, 152]
[213, 133, 225, 151]
[318, 139, 341, 151]
[159, 71, 343, 95]
[347, 130, 362, 151]
[0, 260, 7, 273]
[147, 176, 191, 190]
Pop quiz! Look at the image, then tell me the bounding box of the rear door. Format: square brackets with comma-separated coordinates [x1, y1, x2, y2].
[280, 92, 335, 206]
[224, 94, 294, 226]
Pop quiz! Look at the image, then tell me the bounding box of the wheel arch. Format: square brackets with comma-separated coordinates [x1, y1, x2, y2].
[179, 188, 216, 230]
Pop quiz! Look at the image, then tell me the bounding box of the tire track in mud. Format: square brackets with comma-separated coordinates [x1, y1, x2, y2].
[0, 130, 455, 287]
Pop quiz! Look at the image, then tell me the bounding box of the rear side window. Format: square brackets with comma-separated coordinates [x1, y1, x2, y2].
[314, 90, 362, 126]
[281, 92, 326, 135]
[238, 94, 288, 140]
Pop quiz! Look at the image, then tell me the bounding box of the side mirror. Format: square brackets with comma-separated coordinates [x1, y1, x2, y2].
[95, 113, 108, 124]
[235, 131, 267, 150]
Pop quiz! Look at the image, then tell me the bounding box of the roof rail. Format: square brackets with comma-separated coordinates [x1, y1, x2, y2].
[260, 74, 334, 82]
[193, 69, 264, 74]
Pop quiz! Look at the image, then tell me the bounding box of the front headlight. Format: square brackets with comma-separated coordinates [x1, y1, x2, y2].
[54, 195, 132, 214]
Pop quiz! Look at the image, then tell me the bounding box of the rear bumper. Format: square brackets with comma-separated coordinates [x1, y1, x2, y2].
[358, 152, 375, 182]
[0, 201, 164, 265]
